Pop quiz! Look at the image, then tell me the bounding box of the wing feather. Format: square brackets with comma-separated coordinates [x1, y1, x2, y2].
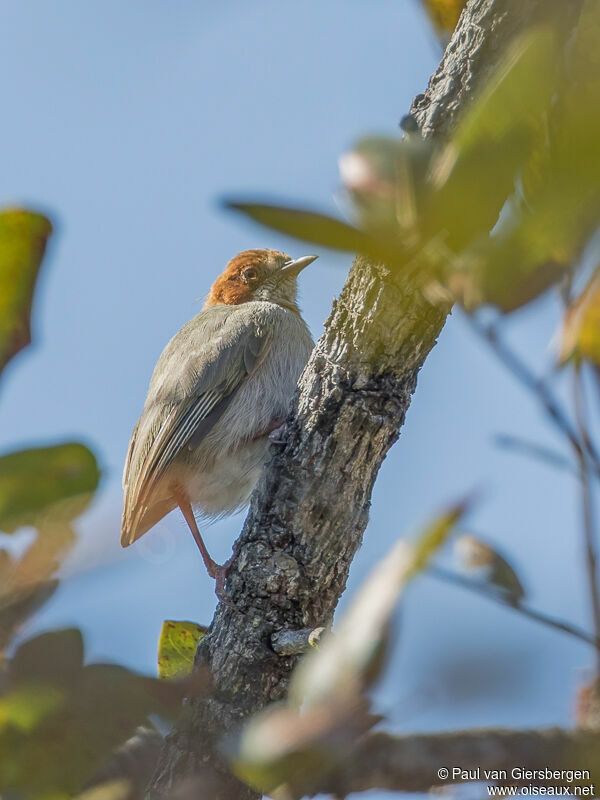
[121, 308, 271, 544]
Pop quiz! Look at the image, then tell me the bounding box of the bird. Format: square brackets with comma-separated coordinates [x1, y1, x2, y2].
[121, 248, 317, 596]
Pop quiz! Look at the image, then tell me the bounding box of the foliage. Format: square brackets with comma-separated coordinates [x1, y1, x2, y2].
[2, 2, 600, 797]
[0, 629, 198, 798]
[157, 620, 207, 680]
[0, 203, 198, 799]
[0, 210, 52, 384]
[0, 442, 100, 534]
[419, 0, 468, 40]
[227, 14, 600, 317]
[559, 269, 600, 368]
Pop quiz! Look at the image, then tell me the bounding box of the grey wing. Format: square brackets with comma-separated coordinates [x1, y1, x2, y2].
[121, 312, 271, 544]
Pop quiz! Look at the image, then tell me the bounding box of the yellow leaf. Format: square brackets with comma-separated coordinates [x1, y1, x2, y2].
[420, 0, 467, 38]
[0, 209, 52, 381]
[559, 270, 600, 367]
[157, 620, 207, 680]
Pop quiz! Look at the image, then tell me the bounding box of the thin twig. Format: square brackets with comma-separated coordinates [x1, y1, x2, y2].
[463, 312, 600, 478]
[429, 565, 600, 650]
[271, 626, 326, 655]
[494, 433, 576, 475]
[572, 365, 600, 675]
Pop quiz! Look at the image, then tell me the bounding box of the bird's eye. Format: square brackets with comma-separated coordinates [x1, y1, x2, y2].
[242, 267, 258, 284]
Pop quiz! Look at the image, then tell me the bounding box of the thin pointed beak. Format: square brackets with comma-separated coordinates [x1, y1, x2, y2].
[280, 254, 318, 276]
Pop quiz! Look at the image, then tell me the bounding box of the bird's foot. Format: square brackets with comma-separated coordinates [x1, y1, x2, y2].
[208, 556, 234, 603]
[268, 422, 288, 445]
[173, 488, 237, 605]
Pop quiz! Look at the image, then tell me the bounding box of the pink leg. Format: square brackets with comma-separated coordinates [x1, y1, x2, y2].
[172, 486, 233, 600]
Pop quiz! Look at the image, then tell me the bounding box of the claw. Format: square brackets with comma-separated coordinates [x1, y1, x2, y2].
[212, 556, 234, 602]
[268, 422, 288, 444]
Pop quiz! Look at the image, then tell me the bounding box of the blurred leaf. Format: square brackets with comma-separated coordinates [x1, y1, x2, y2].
[335, 30, 572, 311]
[0, 441, 100, 533]
[76, 780, 131, 800]
[0, 209, 52, 381]
[0, 442, 98, 654]
[419, 0, 466, 39]
[232, 697, 376, 800]
[455, 533, 525, 603]
[157, 620, 207, 680]
[84, 727, 162, 800]
[429, 28, 559, 255]
[0, 685, 63, 733]
[0, 581, 59, 653]
[468, 6, 600, 312]
[406, 500, 468, 579]
[339, 27, 597, 313]
[290, 499, 468, 709]
[0, 628, 202, 797]
[10, 628, 84, 690]
[559, 269, 600, 367]
[6, 522, 76, 593]
[564, 0, 600, 117]
[436, 30, 557, 175]
[0, 524, 77, 655]
[230, 503, 467, 798]
[224, 200, 401, 263]
[340, 136, 435, 241]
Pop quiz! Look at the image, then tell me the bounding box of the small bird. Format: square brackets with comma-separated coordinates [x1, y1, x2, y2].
[121, 249, 317, 595]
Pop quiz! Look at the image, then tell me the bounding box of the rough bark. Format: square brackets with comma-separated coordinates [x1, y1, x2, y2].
[146, 1, 579, 798]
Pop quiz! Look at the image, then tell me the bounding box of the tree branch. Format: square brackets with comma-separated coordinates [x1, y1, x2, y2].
[145, 2, 580, 797]
[316, 728, 600, 796]
[270, 626, 325, 656]
[429, 565, 600, 649]
[572, 367, 600, 675]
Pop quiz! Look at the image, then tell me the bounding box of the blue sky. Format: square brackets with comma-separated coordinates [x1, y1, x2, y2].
[0, 2, 595, 791]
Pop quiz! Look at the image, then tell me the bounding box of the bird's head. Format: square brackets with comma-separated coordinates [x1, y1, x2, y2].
[204, 249, 317, 314]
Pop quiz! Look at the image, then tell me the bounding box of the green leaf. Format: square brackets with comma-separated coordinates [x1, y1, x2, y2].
[0, 442, 100, 533]
[76, 780, 132, 800]
[10, 628, 84, 690]
[0, 209, 52, 381]
[419, 0, 467, 39]
[558, 270, 600, 367]
[428, 29, 559, 252]
[0, 581, 59, 653]
[0, 442, 99, 652]
[407, 500, 470, 579]
[462, 9, 600, 312]
[441, 29, 557, 165]
[340, 136, 435, 244]
[461, 230, 567, 312]
[224, 200, 398, 262]
[0, 685, 64, 733]
[157, 620, 207, 680]
[0, 628, 200, 797]
[0, 524, 78, 654]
